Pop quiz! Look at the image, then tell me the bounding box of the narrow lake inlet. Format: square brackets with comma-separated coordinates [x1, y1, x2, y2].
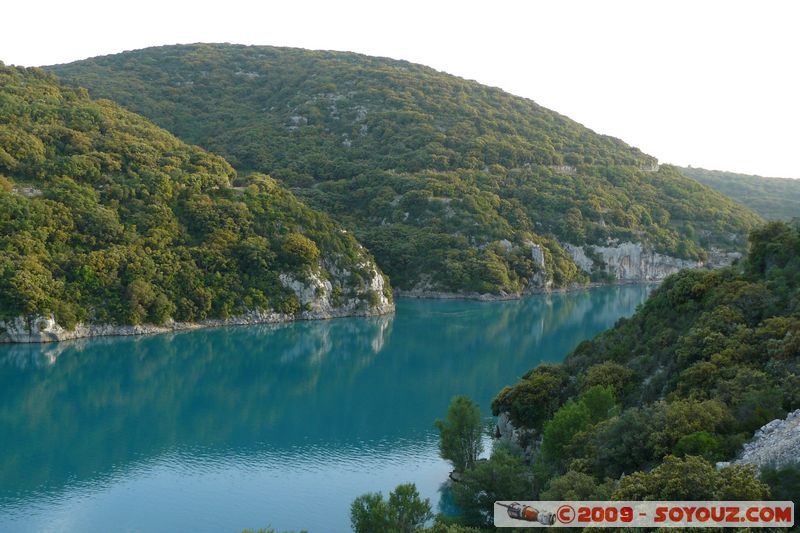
[0, 284, 652, 533]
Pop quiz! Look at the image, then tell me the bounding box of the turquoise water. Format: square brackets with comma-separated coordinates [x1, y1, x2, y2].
[0, 285, 651, 533]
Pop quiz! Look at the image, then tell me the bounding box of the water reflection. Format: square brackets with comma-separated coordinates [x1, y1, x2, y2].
[0, 284, 650, 532]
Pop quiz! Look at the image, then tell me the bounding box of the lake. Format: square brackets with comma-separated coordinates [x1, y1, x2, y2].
[0, 284, 651, 533]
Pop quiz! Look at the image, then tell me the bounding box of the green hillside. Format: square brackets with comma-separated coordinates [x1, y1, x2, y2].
[491, 220, 800, 501]
[0, 63, 390, 332]
[50, 44, 762, 295]
[681, 166, 800, 220]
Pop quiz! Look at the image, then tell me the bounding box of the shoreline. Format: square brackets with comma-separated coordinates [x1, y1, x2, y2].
[0, 280, 660, 344]
[393, 279, 660, 302]
[0, 303, 395, 345]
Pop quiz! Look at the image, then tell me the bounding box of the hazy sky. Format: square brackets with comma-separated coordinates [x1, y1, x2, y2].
[3, 0, 799, 178]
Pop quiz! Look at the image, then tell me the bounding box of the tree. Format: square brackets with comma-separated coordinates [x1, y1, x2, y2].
[579, 385, 616, 424]
[5, 258, 57, 315]
[421, 518, 482, 532]
[491, 365, 567, 430]
[536, 399, 590, 480]
[126, 279, 156, 325]
[647, 399, 733, 459]
[350, 483, 432, 533]
[280, 232, 320, 268]
[536, 386, 616, 481]
[541, 470, 615, 500]
[672, 431, 723, 461]
[716, 464, 771, 500]
[435, 396, 484, 473]
[761, 465, 800, 502]
[351, 492, 391, 533]
[614, 455, 718, 500]
[581, 361, 634, 396]
[388, 484, 434, 532]
[613, 455, 769, 500]
[452, 447, 532, 527]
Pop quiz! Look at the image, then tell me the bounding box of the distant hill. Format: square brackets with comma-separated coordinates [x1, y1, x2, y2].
[50, 44, 762, 295]
[680, 166, 800, 220]
[0, 63, 391, 338]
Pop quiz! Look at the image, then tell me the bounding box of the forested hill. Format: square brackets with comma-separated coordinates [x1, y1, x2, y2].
[50, 44, 762, 295]
[492, 220, 800, 500]
[0, 63, 390, 335]
[680, 166, 800, 221]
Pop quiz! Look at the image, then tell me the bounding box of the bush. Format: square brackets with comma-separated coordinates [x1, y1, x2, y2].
[541, 470, 615, 500]
[614, 456, 769, 500]
[761, 465, 800, 502]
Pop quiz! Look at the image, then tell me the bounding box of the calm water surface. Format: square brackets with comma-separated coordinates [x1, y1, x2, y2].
[0, 285, 651, 532]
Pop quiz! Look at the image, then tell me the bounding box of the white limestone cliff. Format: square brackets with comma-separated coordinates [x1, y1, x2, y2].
[563, 241, 742, 282]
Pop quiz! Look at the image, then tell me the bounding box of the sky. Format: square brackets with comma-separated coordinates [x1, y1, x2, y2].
[3, 0, 799, 178]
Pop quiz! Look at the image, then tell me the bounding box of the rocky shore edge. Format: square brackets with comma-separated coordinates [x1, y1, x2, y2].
[394, 279, 657, 301]
[0, 301, 394, 344]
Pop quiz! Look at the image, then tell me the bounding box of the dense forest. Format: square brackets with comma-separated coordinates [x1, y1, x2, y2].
[50, 44, 762, 295]
[681, 166, 800, 221]
[342, 224, 800, 531]
[0, 63, 390, 330]
[488, 220, 800, 508]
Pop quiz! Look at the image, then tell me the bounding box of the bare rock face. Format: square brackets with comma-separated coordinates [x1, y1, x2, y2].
[528, 243, 552, 291]
[563, 241, 741, 282]
[0, 265, 393, 344]
[721, 410, 800, 470]
[590, 242, 700, 280]
[494, 412, 538, 461]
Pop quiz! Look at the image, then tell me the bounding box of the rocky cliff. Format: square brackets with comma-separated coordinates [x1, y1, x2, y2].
[718, 409, 800, 470]
[494, 412, 539, 461]
[564, 241, 742, 282]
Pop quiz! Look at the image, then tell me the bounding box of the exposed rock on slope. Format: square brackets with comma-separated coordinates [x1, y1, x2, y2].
[564, 241, 742, 281]
[725, 410, 800, 470]
[494, 411, 538, 461]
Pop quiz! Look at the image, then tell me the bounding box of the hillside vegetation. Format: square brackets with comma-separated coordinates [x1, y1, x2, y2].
[681, 166, 800, 220]
[0, 63, 389, 331]
[50, 44, 762, 294]
[491, 220, 800, 501]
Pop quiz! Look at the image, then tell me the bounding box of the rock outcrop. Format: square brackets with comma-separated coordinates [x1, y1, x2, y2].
[719, 409, 800, 470]
[494, 412, 538, 461]
[0, 266, 393, 344]
[528, 243, 552, 291]
[564, 241, 742, 282]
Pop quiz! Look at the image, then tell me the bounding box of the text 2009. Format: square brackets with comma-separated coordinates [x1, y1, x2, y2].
[576, 506, 634, 523]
